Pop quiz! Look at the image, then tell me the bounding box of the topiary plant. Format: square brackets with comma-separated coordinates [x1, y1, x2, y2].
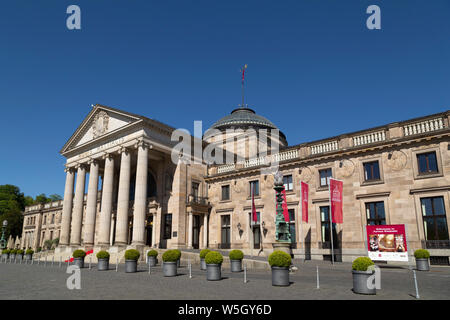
[147, 250, 158, 257]
[199, 249, 211, 259]
[162, 249, 179, 262]
[268, 250, 291, 268]
[205, 251, 223, 265]
[173, 249, 181, 260]
[229, 249, 244, 261]
[25, 249, 34, 255]
[73, 249, 86, 259]
[36, 247, 41, 253]
[414, 249, 430, 259]
[2, 249, 10, 254]
[16, 249, 24, 255]
[124, 249, 140, 261]
[96, 250, 110, 260]
[10, 249, 17, 254]
[352, 257, 374, 271]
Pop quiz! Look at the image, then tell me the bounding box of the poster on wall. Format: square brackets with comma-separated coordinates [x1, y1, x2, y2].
[366, 224, 408, 262]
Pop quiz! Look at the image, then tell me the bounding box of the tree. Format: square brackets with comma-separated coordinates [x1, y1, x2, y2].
[48, 194, 62, 202]
[0, 185, 26, 239]
[35, 194, 51, 204]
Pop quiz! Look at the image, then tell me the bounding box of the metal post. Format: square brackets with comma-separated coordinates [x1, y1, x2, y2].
[59, 256, 62, 268]
[116, 257, 118, 272]
[45, 255, 47, 266]
[89, 256, 92, 270]
[244, 263, 247, 283]
[148, 262, 151, 274]
[31, 256, 33, 265]
[413, 270, 420, 299]
[316, 266, 320, 289]
[52, 256, 54, 267]
[189, 262, 192, 279]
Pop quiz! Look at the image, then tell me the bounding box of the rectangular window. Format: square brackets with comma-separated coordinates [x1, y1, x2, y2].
[421, 197, 449, 241]
[364, 161, 381, 181]
[320, 206, 338, 247]
[288, 209, 296, 244]
[417, 152, 438, 175]
[51, 214, 55, 224]
[221, 185, 230, 201]
[221, 215, 231, 249]
[283, 175, 293, 191]
[319, 169, 332, 187]
[163, 214, 172, 239]
[43, 215, 46, 225]
[366, 202, 386, 225]
[250, 180, 260, 197]
[192, 182, 199, 199]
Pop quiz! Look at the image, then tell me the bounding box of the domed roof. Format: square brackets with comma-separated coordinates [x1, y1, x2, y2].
[210, 106, 278, 130]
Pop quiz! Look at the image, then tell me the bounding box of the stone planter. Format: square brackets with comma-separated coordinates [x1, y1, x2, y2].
[416, 258, 430, 271]
[74, 257, 85, 269]
[10, 254, 16, 260]
[352, 270, 376, 295]
[200, 258, 206, 270]
[147, 256, 157, 267]
[125, 260, 138, 273]
[2, 254, 9, 261]
[163, 261, 177, 277]
[16, 254, 23, 261]
[206, 264, 222, 281]
[25, 254, 32, 261]
[230, 259, 242, 272]
[97, 258, 109, 271]
[271, 266, 290, 286]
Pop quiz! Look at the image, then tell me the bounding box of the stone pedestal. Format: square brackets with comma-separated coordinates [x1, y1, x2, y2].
[272, 242, 292, 255]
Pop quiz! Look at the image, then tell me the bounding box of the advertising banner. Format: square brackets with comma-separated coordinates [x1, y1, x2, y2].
[366, 224, 408, 261]
[329, 178, 343, 224]
[301, 182, 308, 223]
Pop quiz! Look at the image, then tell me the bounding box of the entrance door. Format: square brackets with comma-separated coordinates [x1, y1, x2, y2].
[145, 216, 153, 246]
[253, 226, 261, 249]
[192, 215, 200, 249]
[220, 215, 231, 249]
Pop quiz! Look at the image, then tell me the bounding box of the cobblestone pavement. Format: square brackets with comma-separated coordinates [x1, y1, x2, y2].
[0, 259, 449, 300]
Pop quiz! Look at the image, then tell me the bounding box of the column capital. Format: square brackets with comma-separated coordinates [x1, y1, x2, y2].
[134, 139, 153, 150]
[87, 158, 99, 166]
[118, 146, 130, 155]
[75, 163, 88, 171]
[64, 166, 75, 173]
[102, 153, 115, 161]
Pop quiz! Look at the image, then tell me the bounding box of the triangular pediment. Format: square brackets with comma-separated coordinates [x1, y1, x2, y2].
[61, 104, 143, 154]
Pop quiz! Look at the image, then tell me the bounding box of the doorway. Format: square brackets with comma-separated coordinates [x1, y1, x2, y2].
[145, 216, 153, 246]
[193, 215, 200, 249]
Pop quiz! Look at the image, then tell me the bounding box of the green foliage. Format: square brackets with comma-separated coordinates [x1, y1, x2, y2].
[10, 249, 17, 254]
[162, 250, 179, 262]
[16, 249, 24, 255]
[124, 249, 140, 261]
[48, 194, 62, 201]
[268, 250, 291, 268]
[173, 249, 181, 260]
[147, 250, 158, 257]
[96, 250, 110, 260]
[73, 250, 86, 258]
[352, 257, 374, 271]
[52, 238, 59, 246]
[0, 185, 26, 239]
[34, 194, 52, 204]
[25, 249, 34, 255]
[414, 249, 430, 259]
[36, 247, 41, 253]
[205, 251, 223, 265]
[199, 249, 211, 259]
[229, 250, 244, 260]
[44, 239, 53, 250]
[2, 249, 10, 254]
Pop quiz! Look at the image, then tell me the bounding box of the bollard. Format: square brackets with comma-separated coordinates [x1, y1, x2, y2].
[189, 262, 192, 279]
[244, 264, 247, 283]
[59, 256, 62, 268]
[38, 256, 40, 265]
[31, 256, 33, 265]
[413, 270, 420, 299]
[316, 266, 320, 289]
[116, 257, 118, 272]
[52, 256, 54, 267]
[45, 255, 47, 266]
[89, 256, 92, 270]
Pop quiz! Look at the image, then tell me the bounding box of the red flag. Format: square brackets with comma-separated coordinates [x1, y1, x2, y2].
[301, 182, 309, 223]
[86, 249, 93, 255]
[330, 178, 343, 224]
[251, 184, 257, 222]
[275, 187, 290, 222]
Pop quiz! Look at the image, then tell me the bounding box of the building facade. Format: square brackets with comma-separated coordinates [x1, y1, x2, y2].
[21, 104, 450, 264]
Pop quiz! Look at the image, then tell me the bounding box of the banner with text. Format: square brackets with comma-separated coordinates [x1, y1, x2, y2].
[329, 178, 343, 224]
[366, 224, 408, 262]
[301, 182, 308, 223]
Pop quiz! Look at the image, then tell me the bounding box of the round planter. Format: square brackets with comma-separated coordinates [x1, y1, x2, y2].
[97, 258, 109, 271]
[200, 258, 206, 270]
[2, 254, 9, 261]
[416, 258, 430, 271]
[16, 254, 23, 261]
[10, 254, 16, 260]
[163, 261, 177, 277]
[147, 256, 157, 267]
[271, 266, 290, 286]
[352, 270, 376, 295]
[230, 259, 242, 272]
[125, 260, 138, 273]
[206, 264, 222, 281]
[25, 254, 32, 261]
[74, 257, 85, 269]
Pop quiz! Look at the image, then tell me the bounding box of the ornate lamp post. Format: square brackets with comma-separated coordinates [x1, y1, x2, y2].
[0, 220, 7, 250]
[272, 171, 292, 254]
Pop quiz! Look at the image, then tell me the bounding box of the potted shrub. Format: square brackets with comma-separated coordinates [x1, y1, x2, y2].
[229, 250, 244, 272]
[96, 250, 110, 271]
[36, 247, 41, 253]
[147, 250, 158, 267]
[73, 250, 86, 268]
[174, 249, 182, 267]
[162, 250, 178, 277]
[9, 249, 16, 260]
[25, 249, 34, 261]
[124, 249, 140, 273]
[268, 250, 291, 286]
[352, 257, 376, 295]
[199, 249, 210, 270]
[414, 249, 430, 271]
[16, 249, 24, 260]
[2, 249, 10, 260]
[205, 251, 223, 281]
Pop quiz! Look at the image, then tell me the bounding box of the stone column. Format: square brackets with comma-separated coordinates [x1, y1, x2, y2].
[132, 141, 149, 246]
[203, 213, 208, 248]
[98, 154, 115, 246]
[60, 167, 75, 246]
[70, 164, 86, 246]
[83, 159, 99, 247]
[152, 212, 157, 247]
[114, 148, 131, 246]
[187, 209, 193, 249]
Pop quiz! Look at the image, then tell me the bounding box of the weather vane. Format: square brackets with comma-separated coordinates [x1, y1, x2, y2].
[240, 64, 248, 108]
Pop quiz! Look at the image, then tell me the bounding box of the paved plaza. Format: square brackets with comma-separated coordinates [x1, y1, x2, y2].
[0, 259, 449, 300]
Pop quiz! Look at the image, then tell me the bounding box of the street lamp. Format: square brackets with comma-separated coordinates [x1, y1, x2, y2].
[0, 220, 7, 249]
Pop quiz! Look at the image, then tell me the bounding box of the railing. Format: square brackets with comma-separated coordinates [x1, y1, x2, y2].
[217, 163, 235, 174]
[352, 131, 386, 147]
[421, 240, 450, 249]
[244, 156, 266, 168]
[271, 149, 299, 162]
[310, 140, 339, 155]
[403, 118, 445, 137]
[187, 195, 209, 206]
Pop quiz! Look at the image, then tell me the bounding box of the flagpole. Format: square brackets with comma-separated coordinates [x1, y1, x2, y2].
[300, 182, 304, 262]
[329, 181, 334, 265]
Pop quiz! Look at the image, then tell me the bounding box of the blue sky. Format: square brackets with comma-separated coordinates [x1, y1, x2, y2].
[0, 0, 449, 198]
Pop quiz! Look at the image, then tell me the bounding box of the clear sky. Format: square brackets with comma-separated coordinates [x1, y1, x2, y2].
[0, 0, 449, 198]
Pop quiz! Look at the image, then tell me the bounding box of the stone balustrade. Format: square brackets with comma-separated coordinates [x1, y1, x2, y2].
[217, 163, 235, 173]
[352, 130, 386, 147]
[310, 140, 339, 155]
[271, 149, 299, 162]
[403, 117, 444, 137]
[244, 156, 266, 168]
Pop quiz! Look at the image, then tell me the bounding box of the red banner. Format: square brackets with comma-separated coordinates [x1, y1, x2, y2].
[251, 184, 257, 222]
[281, 188, 289, 222]
[330, 178, 343, 224]
[366, 224, 408, 261]
[301, 182, 308, 223]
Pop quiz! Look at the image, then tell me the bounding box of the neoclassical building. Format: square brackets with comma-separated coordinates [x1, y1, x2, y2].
[21, 104, 450, 264]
